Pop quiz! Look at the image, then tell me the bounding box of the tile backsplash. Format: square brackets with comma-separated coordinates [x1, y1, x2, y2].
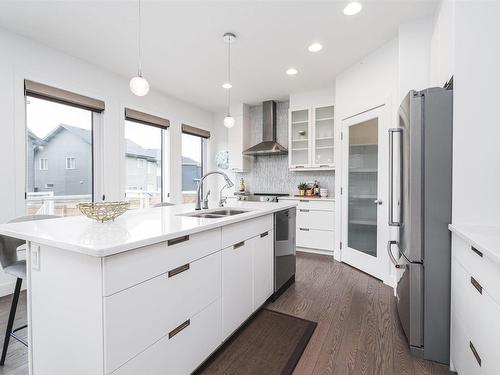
[235, 101, 335, 195]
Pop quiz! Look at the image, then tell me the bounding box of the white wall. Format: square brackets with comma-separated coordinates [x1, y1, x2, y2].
[430, 0, 455, 87]
[452, 1, 500, 226]
[0, 27, 217, 294]
[398, 17, 433, 100]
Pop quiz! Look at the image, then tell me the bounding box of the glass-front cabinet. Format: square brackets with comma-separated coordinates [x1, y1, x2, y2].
[312, 105, 335, 167]
[288, 104, 334, 170]
[289, 108, 310, 168]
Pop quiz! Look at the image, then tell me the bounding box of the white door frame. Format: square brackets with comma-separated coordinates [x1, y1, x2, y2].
[340, 104, 391, 285]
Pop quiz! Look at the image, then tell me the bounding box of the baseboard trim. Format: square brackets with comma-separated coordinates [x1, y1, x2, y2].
[297, 247, 334, 257]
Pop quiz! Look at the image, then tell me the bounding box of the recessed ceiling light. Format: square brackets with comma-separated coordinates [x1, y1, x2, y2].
[344, 2, 362, 16]
[222, 82, 232, 89]
[308, 43, 323, 53]
[286, 68, 298, 76]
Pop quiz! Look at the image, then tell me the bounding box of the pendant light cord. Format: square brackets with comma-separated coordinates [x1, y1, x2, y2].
[138, 0, 142, 76]
[227, 35, 231, 115]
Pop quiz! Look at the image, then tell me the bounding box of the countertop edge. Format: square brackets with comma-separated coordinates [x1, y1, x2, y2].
[448, 223, 500, 267]
[0, 203, 297, 258]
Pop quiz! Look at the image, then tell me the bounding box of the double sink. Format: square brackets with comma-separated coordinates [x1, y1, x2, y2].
[179, 209, 250, 219]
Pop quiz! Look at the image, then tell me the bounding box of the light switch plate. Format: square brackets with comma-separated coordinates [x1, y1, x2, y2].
[31, 245, 40, 271]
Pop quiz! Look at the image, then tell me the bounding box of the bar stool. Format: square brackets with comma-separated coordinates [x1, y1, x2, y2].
[0, 214, 58, 366]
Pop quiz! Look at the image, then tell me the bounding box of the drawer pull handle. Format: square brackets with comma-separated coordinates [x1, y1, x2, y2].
[260, 232, 269, 238]
[233, 241, 245, 249]
[469, 341, 481, 366]
[471, 246, 483, 258]
[319, 164, 329, 167]
[470, 276, 483, 294]
[168, 263, 190, 278]
[168, 235, 189, 246]
[300, 200, 310, 203]
[299, 228, 310, 231]
[300, 209, 310, 212]
[169, 319, 190, 339]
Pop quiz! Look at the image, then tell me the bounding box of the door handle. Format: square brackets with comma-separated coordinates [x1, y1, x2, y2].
[374, 199, 382, 205]
[387, 241, 402, 269]
[388, 128, 402, 226]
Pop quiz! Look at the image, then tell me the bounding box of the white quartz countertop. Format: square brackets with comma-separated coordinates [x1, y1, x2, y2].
[278, 196, 335, 202]
[0, 202, 296, 257]
[449, 223, 500, 266]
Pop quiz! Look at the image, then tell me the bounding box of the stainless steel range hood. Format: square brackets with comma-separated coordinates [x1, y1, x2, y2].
[242, 100, 288, 156]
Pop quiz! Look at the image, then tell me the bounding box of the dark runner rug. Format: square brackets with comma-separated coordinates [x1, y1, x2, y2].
[195, 308, 317, 375]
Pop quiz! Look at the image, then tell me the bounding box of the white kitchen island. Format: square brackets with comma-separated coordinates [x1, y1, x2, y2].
[0, 201, 296, 375]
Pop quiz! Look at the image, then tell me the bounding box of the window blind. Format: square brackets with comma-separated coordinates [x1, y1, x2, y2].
[24, 80, 105, 112]
[181, 124, 210, 139]
[125, 108, 170, 129]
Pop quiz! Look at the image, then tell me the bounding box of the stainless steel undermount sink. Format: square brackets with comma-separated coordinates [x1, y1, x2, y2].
[178, 209, 251, 219]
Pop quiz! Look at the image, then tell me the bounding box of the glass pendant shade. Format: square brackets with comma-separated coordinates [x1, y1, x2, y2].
[130, 75, 150, 96]
[224, 115, 235, 128]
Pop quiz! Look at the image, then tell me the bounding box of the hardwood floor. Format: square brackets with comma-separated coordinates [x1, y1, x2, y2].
[0, 253, 453, 375]
[267, 252, 453, 375]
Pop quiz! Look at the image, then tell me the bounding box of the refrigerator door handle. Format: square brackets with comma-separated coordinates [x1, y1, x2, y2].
[387, 241, 402, 269]
[388, 128, 402, 226]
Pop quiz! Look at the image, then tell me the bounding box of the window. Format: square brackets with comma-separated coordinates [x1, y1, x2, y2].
[181, 125, 209, 204]
[26, 95, 97, 216]
[65, 157, 76, 170]
[124, 108, 169, 209]
[39, 158, 48, 170]
[136, 158, 146, 169]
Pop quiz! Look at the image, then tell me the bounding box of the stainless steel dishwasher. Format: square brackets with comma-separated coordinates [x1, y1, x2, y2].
[272, 207, 296, 300]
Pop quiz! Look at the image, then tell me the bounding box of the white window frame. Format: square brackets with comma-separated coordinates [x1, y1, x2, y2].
[65, 157, 76, 170]
[137, 158, 146, 169]
[39, 158, 48, 170]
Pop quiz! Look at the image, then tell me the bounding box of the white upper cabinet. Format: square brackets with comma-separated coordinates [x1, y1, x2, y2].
[289, 108, 311, 168]
[227, 104, 251, 172]
[288, 89, 335, 171]
[312, 105, 335, 168]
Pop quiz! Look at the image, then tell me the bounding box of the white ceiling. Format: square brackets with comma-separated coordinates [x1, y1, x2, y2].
[0, 1, 438, 112]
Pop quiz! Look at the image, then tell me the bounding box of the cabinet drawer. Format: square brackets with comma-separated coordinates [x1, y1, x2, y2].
[104, 251, 221, 373]
[296, 199, 334, 211]
[112, 299, 221, 375]
[221, 215, 272, 248]
[103, 228, 221, 295]
[296, 228, 334, 251]
[453, 234, 500, 305]
[451, 311, 483, 375]
[297, 209, 334, 231]
[452, 258, 500, 374]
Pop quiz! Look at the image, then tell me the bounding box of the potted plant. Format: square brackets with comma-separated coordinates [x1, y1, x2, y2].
[298, 183, 307, 196]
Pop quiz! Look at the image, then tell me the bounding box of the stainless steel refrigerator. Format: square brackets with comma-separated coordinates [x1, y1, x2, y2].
[388, 87, 453, 364]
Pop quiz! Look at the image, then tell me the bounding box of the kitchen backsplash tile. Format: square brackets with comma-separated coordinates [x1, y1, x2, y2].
[235, 101, 335, 195]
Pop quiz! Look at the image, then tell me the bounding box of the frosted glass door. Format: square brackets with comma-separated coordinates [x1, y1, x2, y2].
[313, 106, 334, 166]
[290, 109, 310, 166]
[347, 118, 378, 256]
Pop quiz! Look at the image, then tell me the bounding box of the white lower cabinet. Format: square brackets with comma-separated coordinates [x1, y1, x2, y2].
[253, 229, 274, 310]
[221, 237, 254, 340]
[104, 251, 222, 373]
[451, 234, 500, 375]
[280, 198, 335, 253]
[112, 299, 222, 375]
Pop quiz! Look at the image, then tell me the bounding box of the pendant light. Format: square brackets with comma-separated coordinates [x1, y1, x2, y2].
[130, 0, 149, 96]
[223, 32, 236, 128]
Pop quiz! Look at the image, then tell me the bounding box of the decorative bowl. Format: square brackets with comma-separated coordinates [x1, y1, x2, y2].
[77, 201, 130, 222]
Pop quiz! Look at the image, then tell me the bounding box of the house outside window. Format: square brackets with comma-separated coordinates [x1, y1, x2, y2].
[65, 157, 76, 170]
[124, 108, 169, 209]
[136, 158, 146, 169]
[181, 125, 209, 204]
[39, 158, 48, 170]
